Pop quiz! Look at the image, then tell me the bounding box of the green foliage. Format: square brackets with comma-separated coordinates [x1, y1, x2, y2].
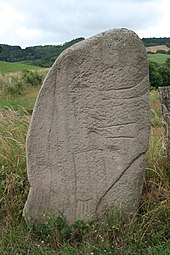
[147, 51, 155, 54]
[165, 58, 170, 68]
[149, 61, 170, 88]
[5, 78, 24, 95]
[142, 37, 170, 47]
[0, 70, 46, 96]
[156, 50, 167, 54]
[159, 65, 170, 85]
[149, 61, 163, 88]
[21, 70, 44, 86]
[148, 51, 170, 88]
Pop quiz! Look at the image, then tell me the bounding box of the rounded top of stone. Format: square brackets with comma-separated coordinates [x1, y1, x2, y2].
[55, 28, 143, 64]
[75, 28, 138, 45]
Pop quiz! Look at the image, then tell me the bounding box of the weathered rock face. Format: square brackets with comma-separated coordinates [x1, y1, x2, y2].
[23, 28, 150, 224]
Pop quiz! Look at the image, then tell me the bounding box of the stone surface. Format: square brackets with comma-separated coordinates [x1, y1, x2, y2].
[23, 28, 150, 224]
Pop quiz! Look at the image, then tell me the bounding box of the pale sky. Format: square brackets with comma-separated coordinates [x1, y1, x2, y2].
[0, 0, 169, 48]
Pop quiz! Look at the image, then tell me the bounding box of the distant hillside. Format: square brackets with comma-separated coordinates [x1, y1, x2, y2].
[0, 37, 84, 68]
[142, 37, 170, 47]
[146, 45, 170, 53]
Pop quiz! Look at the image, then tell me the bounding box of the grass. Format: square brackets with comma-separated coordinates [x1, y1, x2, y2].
[0, 73, 170, 254]
[0, 87, 39, 114]
[147, 53, 170, 65]
[0, 61, 43, 75]
[0, 54, 168, 76]
[0, 70, 48, 114]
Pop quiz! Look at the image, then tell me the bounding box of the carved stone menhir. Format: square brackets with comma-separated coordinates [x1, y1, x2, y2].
[23, 28, 150, 224]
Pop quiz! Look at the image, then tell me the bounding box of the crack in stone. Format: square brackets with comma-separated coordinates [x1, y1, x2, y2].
[77, 198, 93, 202]
[47, 70, 58, 209]
[72, 153, 77, 221]
[87, 123, 136, 132]
[107, 136, 134, 139]
[101, 91, 149, 100]
[100, 75, 147, 92]
[96, 123, 136, 129]
[95, 151, 146, 213]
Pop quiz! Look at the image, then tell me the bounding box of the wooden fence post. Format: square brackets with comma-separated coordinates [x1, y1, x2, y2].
[158, 86, 170, 168]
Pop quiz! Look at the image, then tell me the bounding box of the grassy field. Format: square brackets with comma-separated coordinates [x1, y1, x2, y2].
[147, 53, 170, 64]
[0, 61, 43, 75]
[0, 72, 170, 254]
[146, 45, 170, 53]
[0, 53, 169, 75]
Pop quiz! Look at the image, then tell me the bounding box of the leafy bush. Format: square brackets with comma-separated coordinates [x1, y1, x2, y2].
[1, 70, 46, 96]
[5, 79, 24, 95]
[22, 70, 43, 86]
[165, 58, 170, 68]
[149, 61, 170, 88]
[147, 51, 155, 54]
[156, 50, 167, 54]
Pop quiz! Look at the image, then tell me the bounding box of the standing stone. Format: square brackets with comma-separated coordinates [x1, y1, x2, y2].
[23, 29, 150, 224]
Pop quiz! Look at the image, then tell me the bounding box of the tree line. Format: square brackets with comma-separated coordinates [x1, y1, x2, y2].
[142, 37, 170, 47]
[0, 38, 84, 67]
[149, 60, 170, 88]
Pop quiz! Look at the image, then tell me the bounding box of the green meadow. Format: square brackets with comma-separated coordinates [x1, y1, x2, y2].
[0, 61, 42, 75]
[0, 52, 169, 76]
[0, 53, 169, 75]
[147, 53, 170, 64]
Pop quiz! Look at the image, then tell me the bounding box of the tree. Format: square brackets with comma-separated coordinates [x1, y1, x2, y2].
[149, 61, 163, 88]
[156, 50, 167, 54]
[158, 65, 170, 86]
[165, 58, 170, 68]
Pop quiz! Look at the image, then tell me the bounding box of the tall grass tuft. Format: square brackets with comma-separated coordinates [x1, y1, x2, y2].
[0, 109, 30, 225]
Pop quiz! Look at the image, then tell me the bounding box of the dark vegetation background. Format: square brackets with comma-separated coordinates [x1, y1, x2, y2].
[142, 37, 170, 47]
